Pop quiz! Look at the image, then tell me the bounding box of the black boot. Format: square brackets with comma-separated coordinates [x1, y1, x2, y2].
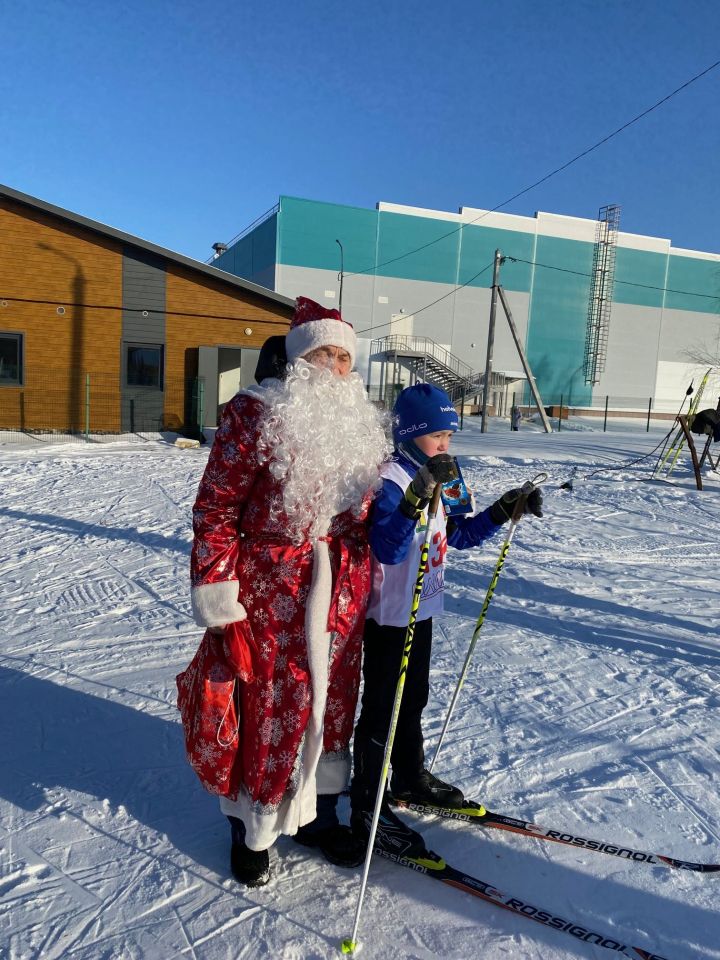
[351, 800, 428, 859]
[390, 768, 465, 809]
[228, 816, 271, 887]
[291, 794, 366, 868]
[293, 823, 366, 868]
[231, 843, 271, 887]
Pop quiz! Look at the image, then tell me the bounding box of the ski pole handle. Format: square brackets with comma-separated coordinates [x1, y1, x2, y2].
[428, 480, 443, 518]
[509, 472, 547, 523]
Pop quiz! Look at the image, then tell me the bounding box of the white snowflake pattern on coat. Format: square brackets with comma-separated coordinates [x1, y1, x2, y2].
[270, 593, 296, 623]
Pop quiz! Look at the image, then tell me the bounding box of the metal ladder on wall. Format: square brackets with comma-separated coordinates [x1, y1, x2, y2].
[584, 204, 621, 386]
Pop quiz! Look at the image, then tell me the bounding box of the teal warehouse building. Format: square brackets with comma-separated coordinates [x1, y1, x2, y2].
[210, 196, 720, 414]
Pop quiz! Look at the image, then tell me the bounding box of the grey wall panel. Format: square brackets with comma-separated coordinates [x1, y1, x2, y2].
[370, 277, 456, 344]
[451, 287, 531, 374]
[595, 303, 660, 400]
[121, 248, 166, 431]
[122, 248, 166, 343]
[278, 267, 462, 349]
[275, 265, 529, 378]
[277, 265, 375, 336]
[657, 308, 720, 362]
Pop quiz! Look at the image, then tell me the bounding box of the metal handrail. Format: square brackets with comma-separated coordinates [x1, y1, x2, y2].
[370, 335, 474, 381]
[205, 203, 281, 264]
[446, 370, 506, 403]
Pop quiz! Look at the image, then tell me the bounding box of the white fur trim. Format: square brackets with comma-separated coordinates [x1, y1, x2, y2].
[316, 753, 351, 794]
[220, 536, 337, 849]
[191, 581, 247, 628]
[237, 382, 272, 401]
[285, 318, 356, 367]
[219, 749, 349, 850]
[220, 786, 318, 852]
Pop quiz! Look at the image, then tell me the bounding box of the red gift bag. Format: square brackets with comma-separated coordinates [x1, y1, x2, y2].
[176, 623, 254, 798]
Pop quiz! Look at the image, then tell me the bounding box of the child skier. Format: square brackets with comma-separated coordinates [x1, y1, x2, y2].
[350, 383, 543, 856]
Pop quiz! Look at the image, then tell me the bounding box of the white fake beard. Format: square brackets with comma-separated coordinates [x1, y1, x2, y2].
[257, 360, 390, 542]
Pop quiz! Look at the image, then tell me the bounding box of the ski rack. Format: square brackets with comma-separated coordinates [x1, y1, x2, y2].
[653, 369, 711, 480]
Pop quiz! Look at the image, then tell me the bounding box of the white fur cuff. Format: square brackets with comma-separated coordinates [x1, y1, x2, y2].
[191, 581, 247, 627]
[316, 753, 351, 794]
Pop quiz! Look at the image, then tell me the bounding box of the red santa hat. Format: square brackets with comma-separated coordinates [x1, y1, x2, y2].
[285, 296, 356, 368]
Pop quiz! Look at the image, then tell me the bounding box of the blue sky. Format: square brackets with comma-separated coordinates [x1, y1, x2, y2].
[2, 0, 719, 261]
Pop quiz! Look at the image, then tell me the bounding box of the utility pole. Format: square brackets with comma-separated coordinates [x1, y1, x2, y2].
[497, 286, 553, 434]
[336, 239, 345, 314]
[481, 249, 503, 433]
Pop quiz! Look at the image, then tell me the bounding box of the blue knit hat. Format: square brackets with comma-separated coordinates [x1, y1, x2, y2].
[392, 384, 459, 443]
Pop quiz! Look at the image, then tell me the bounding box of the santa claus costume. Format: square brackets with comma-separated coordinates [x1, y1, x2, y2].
[186, 297, 389, 885]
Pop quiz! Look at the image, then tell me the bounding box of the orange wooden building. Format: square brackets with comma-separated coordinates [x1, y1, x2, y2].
[0, 183, 294, 435]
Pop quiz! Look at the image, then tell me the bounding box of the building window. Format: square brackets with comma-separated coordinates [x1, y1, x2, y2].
[0, 333, 23, 386]
[126, 344, 164, 388]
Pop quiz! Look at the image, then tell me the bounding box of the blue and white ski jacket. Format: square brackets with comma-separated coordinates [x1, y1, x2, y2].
[366, 451, 502, 627]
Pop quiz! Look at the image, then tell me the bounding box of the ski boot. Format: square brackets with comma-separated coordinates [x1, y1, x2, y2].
[293, 822, 366, 868]
[351, 801, 428, 859]
[390, 768, 465, 809]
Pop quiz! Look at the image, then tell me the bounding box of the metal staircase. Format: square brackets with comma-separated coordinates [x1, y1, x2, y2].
[369, 335, 506, 407]
[448, 369, 492, 404]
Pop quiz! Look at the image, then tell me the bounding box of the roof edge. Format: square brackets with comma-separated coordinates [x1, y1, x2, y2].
[0, 182, 295, 311]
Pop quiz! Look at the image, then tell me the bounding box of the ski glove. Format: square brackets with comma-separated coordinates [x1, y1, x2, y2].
[411, 454, 458, 498]
[401, 454, 458, 520]
[489, 486, 543, 525]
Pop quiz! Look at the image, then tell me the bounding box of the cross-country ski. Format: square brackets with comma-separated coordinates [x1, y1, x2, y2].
[391, 797, 720, 873]
[373, 846, 671, 960]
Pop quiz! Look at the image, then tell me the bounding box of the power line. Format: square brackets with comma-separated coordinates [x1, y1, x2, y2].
[5, 234, 716, 351]
[507, 257, 720, 301]
[1, 264, 496, 340]
[345, 58, 720, 280]
[354, 260, 495, 335]
[357, 248, 718, 341]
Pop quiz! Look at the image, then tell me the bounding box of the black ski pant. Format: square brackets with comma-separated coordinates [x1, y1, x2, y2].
[350, 616, 433, 812]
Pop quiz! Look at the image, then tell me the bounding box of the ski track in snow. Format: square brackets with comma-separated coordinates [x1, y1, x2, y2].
[1, 423, 719, 959]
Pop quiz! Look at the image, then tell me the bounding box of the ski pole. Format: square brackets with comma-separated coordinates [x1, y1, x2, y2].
[341, 483, 444, 956]
[429, 473, 547, 774]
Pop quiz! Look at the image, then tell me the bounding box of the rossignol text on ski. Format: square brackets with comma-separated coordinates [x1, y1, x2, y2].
[390, 797, 720, 873]
[373, 844, 670, 959]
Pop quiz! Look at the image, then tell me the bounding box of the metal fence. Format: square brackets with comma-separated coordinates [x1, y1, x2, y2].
[0, 369, 205, 444]
[367, 383, 711, 434]
[2, 372, 710, 444]
[506, 392, 701, 433]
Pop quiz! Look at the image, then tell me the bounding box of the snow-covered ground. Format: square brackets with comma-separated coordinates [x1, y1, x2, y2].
[1, 417, 719, 960]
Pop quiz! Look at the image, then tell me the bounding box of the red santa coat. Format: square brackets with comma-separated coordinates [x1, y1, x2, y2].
[190, 388, 371, 850]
